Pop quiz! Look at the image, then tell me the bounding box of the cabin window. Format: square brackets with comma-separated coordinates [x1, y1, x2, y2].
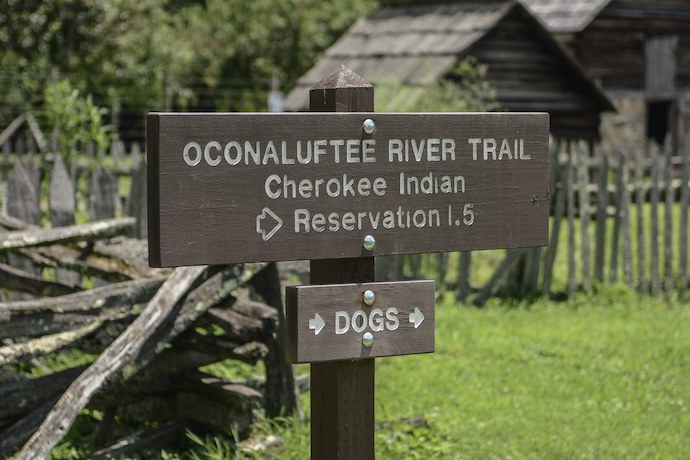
[646, 100, 673, 145]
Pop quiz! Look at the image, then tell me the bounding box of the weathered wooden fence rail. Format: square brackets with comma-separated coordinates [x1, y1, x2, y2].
[0, 121, 297, 457]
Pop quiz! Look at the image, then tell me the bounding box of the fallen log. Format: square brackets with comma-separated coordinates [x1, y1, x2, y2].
[0, 262, 81, 297]
[0, 217, 134, 252]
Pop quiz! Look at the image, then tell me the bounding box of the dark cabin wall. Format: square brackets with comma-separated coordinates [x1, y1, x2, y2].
[571, 0, 690, 92]
[467, 8, 603, 140]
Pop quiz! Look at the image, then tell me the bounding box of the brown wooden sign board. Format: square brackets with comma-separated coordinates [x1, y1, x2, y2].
[286, 280, 434, 363]
[147, 112, 549, 267]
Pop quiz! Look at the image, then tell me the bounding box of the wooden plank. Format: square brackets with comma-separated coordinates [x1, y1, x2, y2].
[90, 167, 118, 221]
[663, 136, 675, 291]
[6, 159, 41, 300]
[24, 112, 47, 153]
[609, 153, 624, 283]
[578, 142, 592, 290]
[645, 36, 677, 97]
[635, 145, 648, 292]
[49, 155, 80, 287]
[1, 140, 9, 214]
[0, 113, 26, 148]
[457, 251, 472, 301]
[49, 155, 76, 227]
[287, 281, 434, 363]
[594, 147, 608, 282]
[0, 218, 134, 252]
[567, 146, 577, 294]
[0, 277, 165, 340]
[680, 131, 690, 293]
[7, 160, 40, 226]
[621, 157, 633, 285]
[0, 262, 80, 297]
[650, 142, 661, 294]
[542, 139, 564, 297]
[309, 66, 375, 460]
[147, 111, 550, 267]
[129, 144, 147, 239]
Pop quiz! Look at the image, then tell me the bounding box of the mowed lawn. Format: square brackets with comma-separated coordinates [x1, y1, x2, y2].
[268, 288, 690, 459]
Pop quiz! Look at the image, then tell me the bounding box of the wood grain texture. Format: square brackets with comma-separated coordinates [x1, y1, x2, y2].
[308, 67, 375, 460]
[286, 280, 434, 363]
[147, 112, 549, 267]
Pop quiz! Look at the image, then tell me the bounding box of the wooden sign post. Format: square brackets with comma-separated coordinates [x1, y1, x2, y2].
[308, 69, 377, 459]
[147, 66, 550, 459]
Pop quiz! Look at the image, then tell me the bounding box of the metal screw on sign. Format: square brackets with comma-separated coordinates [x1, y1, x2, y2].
[362, 332, 374, 348]
[362, 234, 376, 251]
[362, 118, 376, 134]
[363, 289, 376, 306]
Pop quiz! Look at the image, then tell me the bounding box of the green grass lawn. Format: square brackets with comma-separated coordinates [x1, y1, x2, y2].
[48, 285, 690, 459]
[243, 287, 690, 459]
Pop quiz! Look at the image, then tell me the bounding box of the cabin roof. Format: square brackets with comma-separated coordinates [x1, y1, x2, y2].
[284, 1, 512, 112]
[283, 0, 614, 139]
[519, 0, 611, 33]
[283, 0, 611, 113]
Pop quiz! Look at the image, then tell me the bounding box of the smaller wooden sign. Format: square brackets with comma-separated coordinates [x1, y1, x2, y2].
[286, 280, 435, 363]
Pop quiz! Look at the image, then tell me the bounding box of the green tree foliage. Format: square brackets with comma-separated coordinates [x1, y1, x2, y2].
[0, 0, 376, 117]
[43, 79, 111, 156]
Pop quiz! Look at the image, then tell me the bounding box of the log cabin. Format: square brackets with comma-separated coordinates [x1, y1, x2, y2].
[521, 0, 690, 144]
[283, 0, 614, 142]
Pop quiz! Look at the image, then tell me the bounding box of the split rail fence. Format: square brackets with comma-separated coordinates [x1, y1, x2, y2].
[0, 118, 297, 457]
[0, 115, 688, 454]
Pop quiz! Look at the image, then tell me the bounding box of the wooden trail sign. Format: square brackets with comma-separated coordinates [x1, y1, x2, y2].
[286, 280, 434, 363]
[147, 112, 549, 267]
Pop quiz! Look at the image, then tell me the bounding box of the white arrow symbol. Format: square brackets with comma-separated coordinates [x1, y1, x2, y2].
[256, 207, 283, 241]
[409, 307, 424, 329]
[309, 313, 325, 335]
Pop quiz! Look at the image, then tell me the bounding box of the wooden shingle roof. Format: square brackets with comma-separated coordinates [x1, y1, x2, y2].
[283, 2, 513, 110]
[283, 0, 614, 140]
[519, 0, 611, 33]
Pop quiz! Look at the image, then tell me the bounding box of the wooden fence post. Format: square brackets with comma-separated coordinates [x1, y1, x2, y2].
[635, 145, 648, 292]
[621, 156, 633, 285]
[609, 152, 624, 283]
[129, 143, 148, 239]
[567, 144, 577, 294]
[457, 251, 472, 302]
[594, 145, 609, 283]
[663, 135, 674, 291]
[49, 155, 80, 287]
[542, 138, 564, 297]
[650, 142, 661, 294]
[680, 131, 690, 293]
[309, 66, 375, 460]
[578, 141, 592, 290]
